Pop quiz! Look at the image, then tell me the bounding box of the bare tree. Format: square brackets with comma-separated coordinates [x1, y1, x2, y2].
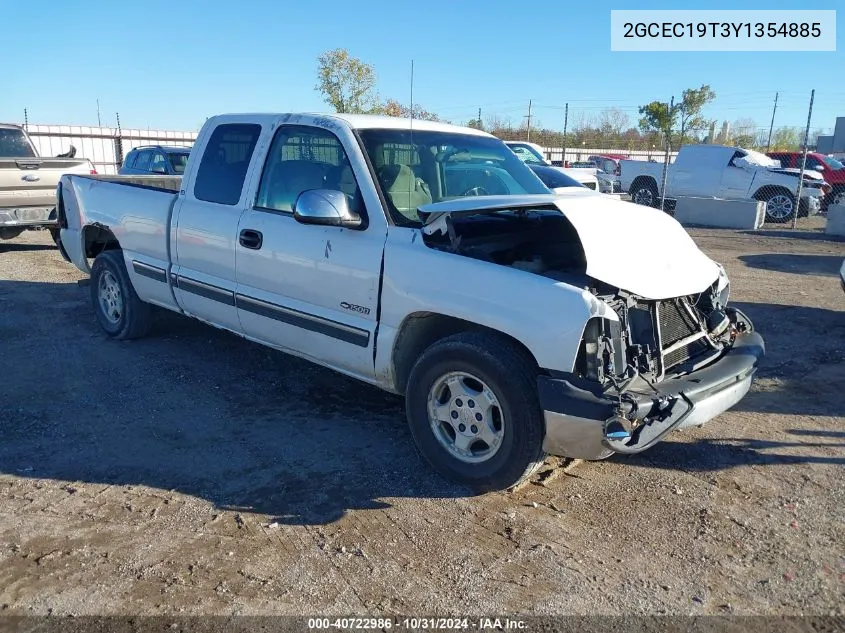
[732, 117, 759, 148]
[597, 108, 630, 139]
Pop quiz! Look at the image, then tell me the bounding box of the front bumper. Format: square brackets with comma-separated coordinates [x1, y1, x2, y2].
[539, 330, 765, 460]
[798, 194, 822, 216]
[0, 206, 56, 228]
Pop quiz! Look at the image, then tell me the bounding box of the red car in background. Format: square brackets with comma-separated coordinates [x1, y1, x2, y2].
[767, 151, 844, 209]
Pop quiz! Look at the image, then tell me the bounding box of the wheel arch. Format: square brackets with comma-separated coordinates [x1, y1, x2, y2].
[83, 223, 121, 259]
[752, 184, 794, 200]
[390, 312, 540, 395]
[630, 175, 658, 192]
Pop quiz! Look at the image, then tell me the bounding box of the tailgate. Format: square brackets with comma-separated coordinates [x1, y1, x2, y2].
[0, 158, 90, 208]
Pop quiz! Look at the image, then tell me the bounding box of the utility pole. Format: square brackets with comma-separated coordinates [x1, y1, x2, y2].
[96, 99, 102, 127]
[659, 95, 674, 213]
[562, 103, 569, 166]
[115, 112, 124, 167]
[23, 108, 28, 131]
[478, 107, 482, 129]
[792, 89, 814, 230]
[766, 92, 779, 151]
[525, 99, 532, 142]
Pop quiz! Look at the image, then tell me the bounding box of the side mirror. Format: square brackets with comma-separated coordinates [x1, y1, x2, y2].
[814, 164, 825, 172]
[150, 165, 167, 174]
[293, 189, 362, 229]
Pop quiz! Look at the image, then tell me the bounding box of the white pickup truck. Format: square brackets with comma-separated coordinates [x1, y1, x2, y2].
[620, 144, 826, 223]
[57, 113, 764, 491]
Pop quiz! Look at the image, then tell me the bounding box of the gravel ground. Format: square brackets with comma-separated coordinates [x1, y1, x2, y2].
[0, 220, 843, 617]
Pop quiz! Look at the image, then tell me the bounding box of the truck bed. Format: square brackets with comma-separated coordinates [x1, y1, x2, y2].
[58, 174, 182, 277]
[619, 159, 664, 192]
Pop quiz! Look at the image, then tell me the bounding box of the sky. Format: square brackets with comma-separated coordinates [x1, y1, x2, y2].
[1, 0, 842, 136]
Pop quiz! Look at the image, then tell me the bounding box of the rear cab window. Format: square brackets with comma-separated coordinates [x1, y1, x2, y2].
[0, 128, 36, 158]
[194, 124, 262, 205]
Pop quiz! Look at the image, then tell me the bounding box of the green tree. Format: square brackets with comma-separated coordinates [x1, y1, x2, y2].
[677, 85, 716, 142]
[315, 49, 378, 114]
[639, 84, 716, 147]
[638, 101, 674, 145]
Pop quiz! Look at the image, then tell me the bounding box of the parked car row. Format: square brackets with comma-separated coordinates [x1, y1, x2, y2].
[53, 112, 764, 491]
[502, 141, 610, 193]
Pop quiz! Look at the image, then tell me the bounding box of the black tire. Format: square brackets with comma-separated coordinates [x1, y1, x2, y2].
[405, 331, 545, 493]
[90, 249, 152, 340]
[630, 178, 660, 208]
[757, 188, 796, 224]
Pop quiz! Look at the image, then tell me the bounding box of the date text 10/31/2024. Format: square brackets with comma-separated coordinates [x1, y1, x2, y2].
[307, 617, 527, 630]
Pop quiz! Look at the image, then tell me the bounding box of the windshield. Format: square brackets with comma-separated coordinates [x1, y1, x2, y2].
[822, 155, 844, 170]
[0, 128, 37, 158]
[168, 152, 190, 175]
[358, 129, 548, 226]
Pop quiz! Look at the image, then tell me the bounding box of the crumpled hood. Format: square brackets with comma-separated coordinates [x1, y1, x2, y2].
[419, 194, 721, 300]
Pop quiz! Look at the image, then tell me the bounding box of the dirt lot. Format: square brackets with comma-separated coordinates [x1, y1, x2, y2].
[0, 220, 843, 617]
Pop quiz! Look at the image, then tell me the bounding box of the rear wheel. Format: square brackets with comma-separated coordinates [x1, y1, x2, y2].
[90, 249, 152, 340]
[0, 228, 24, 240]
[630, 179, 659, 208]
[405, 332, 545, 492]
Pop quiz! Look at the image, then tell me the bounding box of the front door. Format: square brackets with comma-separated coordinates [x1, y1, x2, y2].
[235, 124, 386, 381]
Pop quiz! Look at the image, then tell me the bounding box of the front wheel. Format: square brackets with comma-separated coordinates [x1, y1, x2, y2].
[759, 189, 796, 223]
[405, 332, 545, 492]
[90, 249, 152, 340]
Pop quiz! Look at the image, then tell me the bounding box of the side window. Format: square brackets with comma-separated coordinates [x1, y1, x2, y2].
[255, 125, 362, 215]
[728, 150, 745, 167]
[194, 123, 262, 206]
[133, 150, 152, 171]
[149, 152, 167, 174]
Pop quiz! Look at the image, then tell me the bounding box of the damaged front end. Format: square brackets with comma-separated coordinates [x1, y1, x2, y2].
[416, 194, 765, 459]
[541, 275, 764, 459]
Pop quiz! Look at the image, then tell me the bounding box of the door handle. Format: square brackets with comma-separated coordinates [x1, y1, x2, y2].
[239, 229, 263, 250]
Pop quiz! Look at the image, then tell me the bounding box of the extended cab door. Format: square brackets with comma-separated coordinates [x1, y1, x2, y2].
[234, 122, 387, 381]
[719, 150, 756, 200]
[170, 121, 264, 333]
